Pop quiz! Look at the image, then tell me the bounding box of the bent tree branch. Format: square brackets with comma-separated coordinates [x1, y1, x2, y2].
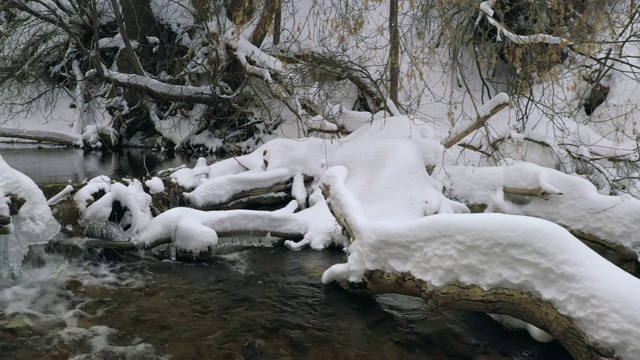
[342, 270, 615, 360]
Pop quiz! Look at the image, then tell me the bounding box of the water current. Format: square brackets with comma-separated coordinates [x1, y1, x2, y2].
[0, 145, 573, 359]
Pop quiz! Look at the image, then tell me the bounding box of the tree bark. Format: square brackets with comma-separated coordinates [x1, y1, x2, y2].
[7, 194, 26, 215]
[273, 0, 281, 45]
[443, 102, 508, 149]
[388, 0, 400, 106]
[340, 270, 616, 360]
[249, 0, 280, 47]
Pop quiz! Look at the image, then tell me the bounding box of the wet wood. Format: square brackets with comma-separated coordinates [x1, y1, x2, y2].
[190, 179, 293, 211]
[340, 270, 617, 360]
[8, 194, 26, 215]
[321, 181, 619, 359]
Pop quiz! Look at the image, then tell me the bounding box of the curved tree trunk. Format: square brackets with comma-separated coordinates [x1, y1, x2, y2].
[341, 270, 616, 360]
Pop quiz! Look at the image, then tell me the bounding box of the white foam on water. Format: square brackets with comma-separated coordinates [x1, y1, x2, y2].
[0, 253, 161, 359]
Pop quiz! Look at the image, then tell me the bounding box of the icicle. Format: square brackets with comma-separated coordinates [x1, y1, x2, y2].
[0, 234, 10, 278]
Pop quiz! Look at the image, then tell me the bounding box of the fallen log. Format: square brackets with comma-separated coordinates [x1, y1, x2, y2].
[0, 127, 80, 146]
[340, 270, 615, 360]
[463, 200, 640, 275]
[319, 166, 637, 359]
[191, 179, 294, 211]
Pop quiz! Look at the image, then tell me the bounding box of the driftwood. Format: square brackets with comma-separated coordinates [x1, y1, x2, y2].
[150, 177, 300, 213]
[340, 270, 616, 360]
[47, 176, 306, 257]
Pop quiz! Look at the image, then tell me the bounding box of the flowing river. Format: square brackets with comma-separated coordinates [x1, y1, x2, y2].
[0, 145, 572, 359]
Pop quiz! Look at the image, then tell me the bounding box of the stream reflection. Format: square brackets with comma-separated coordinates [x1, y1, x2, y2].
[0, 144, 213, 184]
[0, 147, 575, 359]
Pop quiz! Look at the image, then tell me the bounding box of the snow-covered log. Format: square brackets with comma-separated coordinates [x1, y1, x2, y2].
[342, 270, 614, 359]
[134, 198, 344, 252]
[320, 165, 640, 359]
[447, 162, 640, 263]
[0, 155, 60, 277]
[0, 127, 81, 147]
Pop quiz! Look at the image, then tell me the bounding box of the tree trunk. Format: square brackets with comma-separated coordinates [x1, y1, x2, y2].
[273, 0, 281, 45]
[340, 270, 616, 360]
[249, 0, 281, 47]
[388, 0, 400, 106]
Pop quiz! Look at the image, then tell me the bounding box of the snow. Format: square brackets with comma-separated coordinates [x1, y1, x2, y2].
[329, 138, 467, 221]
[144, 177, 165, 195]
[490, 315, 554, 343]
[3, 1, 640, 356]
[184, 168, 292, 208]
[100, 68, 214, 98]
[477, 92, 509, 118]
[74, 176, 112, 213]
[291, 173, 307, 208]
[135, 200, 345, 251]
[447, 162, 640, 257]
[320, 165, 640, 359]
[0, 155, 60, 277]
[47, 185, 74, 206]
[83, 180, 153, 237]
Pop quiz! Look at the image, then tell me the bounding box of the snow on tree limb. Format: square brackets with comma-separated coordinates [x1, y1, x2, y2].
[0, 127, 81, 146]
[443, 92, 509, 149]
[447, 162, 640, 260]
[135, 200, 344, 252]
[183, 168, 293, 209]
[99, 68, 216, 104]
[477, 1, 570, 46]
[320, 165, 640, 359]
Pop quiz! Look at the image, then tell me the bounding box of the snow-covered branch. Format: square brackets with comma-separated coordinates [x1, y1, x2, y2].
[99, 68, 217, 104]
[134, 199, 344, 252]
[321, 165, 640, 360]
[443, 92, 509, 149]
[477, 1, 570, 46]
[0, 127, 81, 146]
[447, 162, 640, 261]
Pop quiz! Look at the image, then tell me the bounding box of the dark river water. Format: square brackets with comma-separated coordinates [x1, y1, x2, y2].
[0, 145, 573, 359]
[0, 144, 211, 184]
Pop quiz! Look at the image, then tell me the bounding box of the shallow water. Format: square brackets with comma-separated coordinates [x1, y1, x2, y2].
[0, 148, 574, 359]
[0, 247, 572, 360]
[0, 144, 212, 184]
